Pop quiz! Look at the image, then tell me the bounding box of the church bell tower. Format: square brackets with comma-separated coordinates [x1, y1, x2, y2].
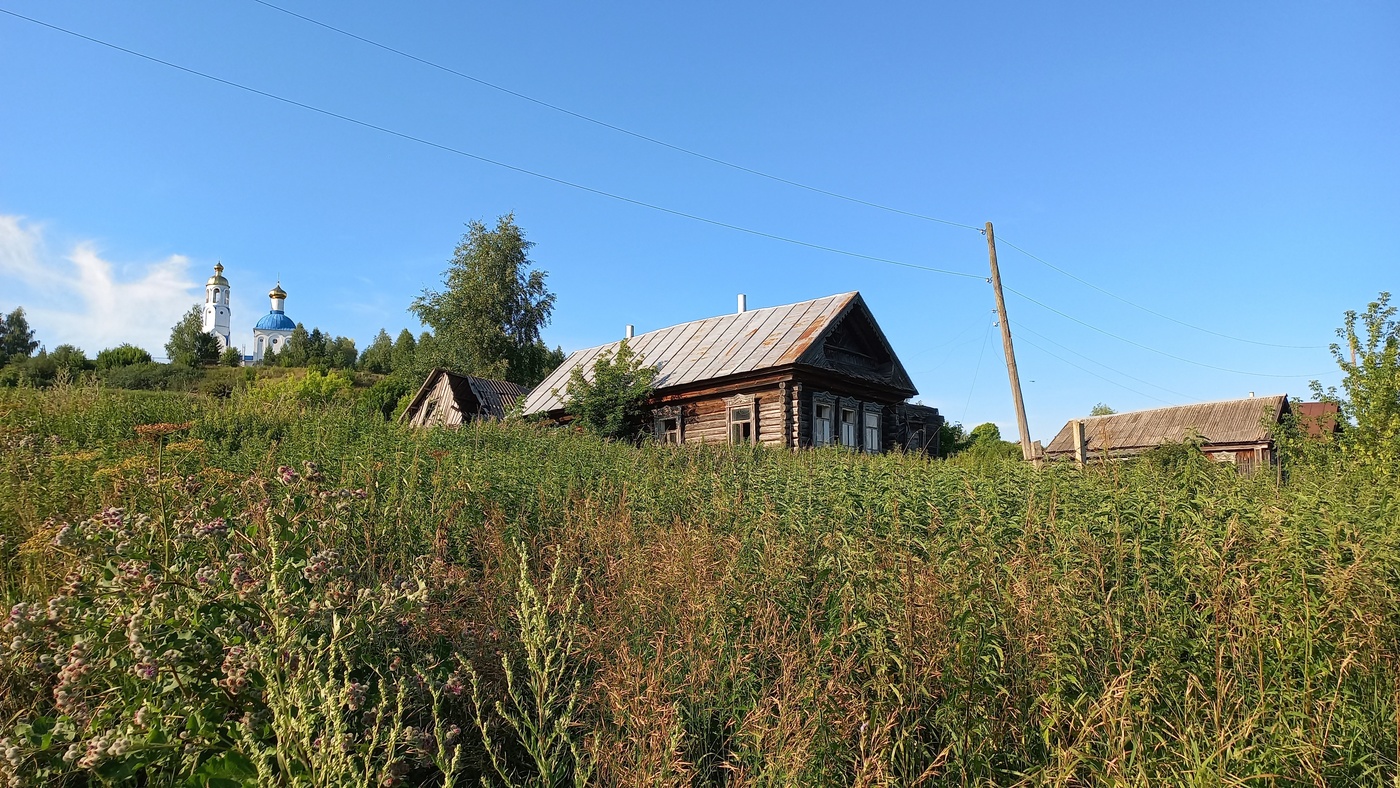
[202, 262, 232, 350]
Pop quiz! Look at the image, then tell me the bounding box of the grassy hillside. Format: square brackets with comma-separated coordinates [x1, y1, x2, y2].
[1, 384, 1397, 786]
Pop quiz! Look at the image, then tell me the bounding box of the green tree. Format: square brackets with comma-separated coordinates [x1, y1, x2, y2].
[359, 329, 394, 373]
[49, 344, 92, 379]
[0, 307, 39, 367]
[327, 336, 358, 369]
[563, 339, 656, 442]
[165, 306, 220, 368]
[410, 215, 562, 387]
[95, 343, 153, 370]
[277, 325, 312, 368]
[390, 329, 417, 375]
[964, 422, 1023, 460]
[220, 346, 244, 367]
[1090, 402, 1117, 416]
[1311, 291, 1400, 463]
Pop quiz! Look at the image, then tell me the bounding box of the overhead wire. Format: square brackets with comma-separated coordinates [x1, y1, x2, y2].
[0, 7, 984, 282]
[1015, 320, 1201, 402]
[2, 6, 1338, 391]
[246, 0, 1336, 358]
[1004, 285, 1329, 379]
[1014, 333, 1175, 406]
[961, 315, 995, 424]
[994, 234, 1326, 349]
[245, 0, 986, 233]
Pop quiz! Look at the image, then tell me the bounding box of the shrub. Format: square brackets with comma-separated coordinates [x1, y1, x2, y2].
[562, 339, 656, 442]
[94, 344, 153, 371]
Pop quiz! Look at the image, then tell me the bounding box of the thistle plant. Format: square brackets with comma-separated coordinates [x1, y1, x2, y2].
[0, 463, 464, 787]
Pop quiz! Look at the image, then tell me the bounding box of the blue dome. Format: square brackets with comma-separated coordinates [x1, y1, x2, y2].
[255, 310, 296, 331]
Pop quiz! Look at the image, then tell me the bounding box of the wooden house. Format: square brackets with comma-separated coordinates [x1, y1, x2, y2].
[400, 369, 526, 428]
[519, 292, 942, 453]
[1043, 394, 1291, 473]
[1294, 401, 1343, 438]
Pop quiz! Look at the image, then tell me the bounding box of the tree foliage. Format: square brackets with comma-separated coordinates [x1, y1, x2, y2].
[0, 307, 39, 367]
[1090, 402, 1117, 416]
[563, 339, 656, 442]
[359, 329, 394, 374]
[1312, 291, 1400, 464]
[166, 306, 221, 368]
[95, 344, 153, 371]
[410, 215, 564, 388]
[266, 324, 357, 370]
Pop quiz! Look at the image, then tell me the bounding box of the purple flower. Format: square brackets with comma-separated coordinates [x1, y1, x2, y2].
[277, 466, 299, 485]
[134, 658, 158, 681]
[194, 517, 228, 537]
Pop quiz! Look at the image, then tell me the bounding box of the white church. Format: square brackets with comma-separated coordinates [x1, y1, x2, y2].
[200, 263, 296, 364]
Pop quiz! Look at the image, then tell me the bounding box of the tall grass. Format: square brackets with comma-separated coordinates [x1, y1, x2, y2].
[1, 384, 1397, 785]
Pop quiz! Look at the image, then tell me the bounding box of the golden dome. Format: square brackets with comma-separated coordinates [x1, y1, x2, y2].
[269, 281, 287, 299]
[206, 262, 229, 287]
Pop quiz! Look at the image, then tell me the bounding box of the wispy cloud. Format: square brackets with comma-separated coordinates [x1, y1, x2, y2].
[0, 215, 200, 356]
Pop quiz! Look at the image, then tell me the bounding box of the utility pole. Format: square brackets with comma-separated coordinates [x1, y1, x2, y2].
[985, 222, 1035, 462]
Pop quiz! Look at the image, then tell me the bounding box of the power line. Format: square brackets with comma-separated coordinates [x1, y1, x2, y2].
[961, 315, 995, 424]
[1004, 285, 1329, 379]
[255, 0, 1345, 365]
[1014, 332, 1176, 407]
[994, 234, 1326, 349]
[1015, 320, 1201, 402]
[0, 7, 984, 282]
[245, 0, 986, 233]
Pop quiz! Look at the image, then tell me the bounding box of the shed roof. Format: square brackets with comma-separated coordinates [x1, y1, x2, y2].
[520, 292, 913, 415]
[1044, 395, 1290, 456]
[401, 369, 526, 423]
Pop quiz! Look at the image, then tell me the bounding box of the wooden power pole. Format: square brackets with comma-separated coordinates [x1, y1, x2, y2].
[985, 222, 1035, 462]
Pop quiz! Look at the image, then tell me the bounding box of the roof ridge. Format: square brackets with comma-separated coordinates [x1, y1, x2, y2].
[1084, 394, 1288, 419]
[566, 291, 859, 356]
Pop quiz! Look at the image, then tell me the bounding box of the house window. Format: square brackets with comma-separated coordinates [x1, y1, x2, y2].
[813, 402, 833, 447]
[729, 404, 756, 444]
[657, 417, 681, 444]
[863, 410, 881, 453]
[840, 407, 858, 448]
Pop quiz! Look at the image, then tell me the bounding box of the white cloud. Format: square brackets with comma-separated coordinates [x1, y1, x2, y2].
[0, 215, 200, 357]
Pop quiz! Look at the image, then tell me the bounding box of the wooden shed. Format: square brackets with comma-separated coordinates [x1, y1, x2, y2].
[1044, 394, 1291, 473]
[400, 369, 526, 428]
[519, 292, 942, 454]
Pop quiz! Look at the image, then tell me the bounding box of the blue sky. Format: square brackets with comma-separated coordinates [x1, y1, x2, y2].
[2, 1, 1396, 442]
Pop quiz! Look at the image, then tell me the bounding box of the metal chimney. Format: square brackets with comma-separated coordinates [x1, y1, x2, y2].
[737, 294, 747, 313]
[625, 325, 634, 339]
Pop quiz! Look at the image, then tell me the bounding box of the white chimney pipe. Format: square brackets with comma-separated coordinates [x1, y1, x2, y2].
[625, 324, 634, 339]
[1248, 391, 1255, 398]
[737, 294, 747, 313]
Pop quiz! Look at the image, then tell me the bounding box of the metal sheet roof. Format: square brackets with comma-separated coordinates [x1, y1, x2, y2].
[521, 292, 869, 415]
[467, 376, 527, 419]
[1044, 395, 1290, 455]
[402, 369, 525, 423]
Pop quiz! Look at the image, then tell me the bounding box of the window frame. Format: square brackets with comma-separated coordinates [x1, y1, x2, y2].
[726, 394, 758, 445]
[863, 408, 881, 453]
[653, 405, 684, 445]
[839, 406, 858, 448]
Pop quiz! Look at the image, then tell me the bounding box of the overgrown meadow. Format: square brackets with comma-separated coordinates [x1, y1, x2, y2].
[1, 383, 1397, 786]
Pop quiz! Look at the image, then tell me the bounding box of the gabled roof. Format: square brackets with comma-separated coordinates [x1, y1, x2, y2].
[1044, 395, 1290, 456]
[401, 369, 526, 424]
[520, 292, 915, 415]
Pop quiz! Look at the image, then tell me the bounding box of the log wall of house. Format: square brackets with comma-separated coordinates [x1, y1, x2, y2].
[673, 386, 787, 447]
